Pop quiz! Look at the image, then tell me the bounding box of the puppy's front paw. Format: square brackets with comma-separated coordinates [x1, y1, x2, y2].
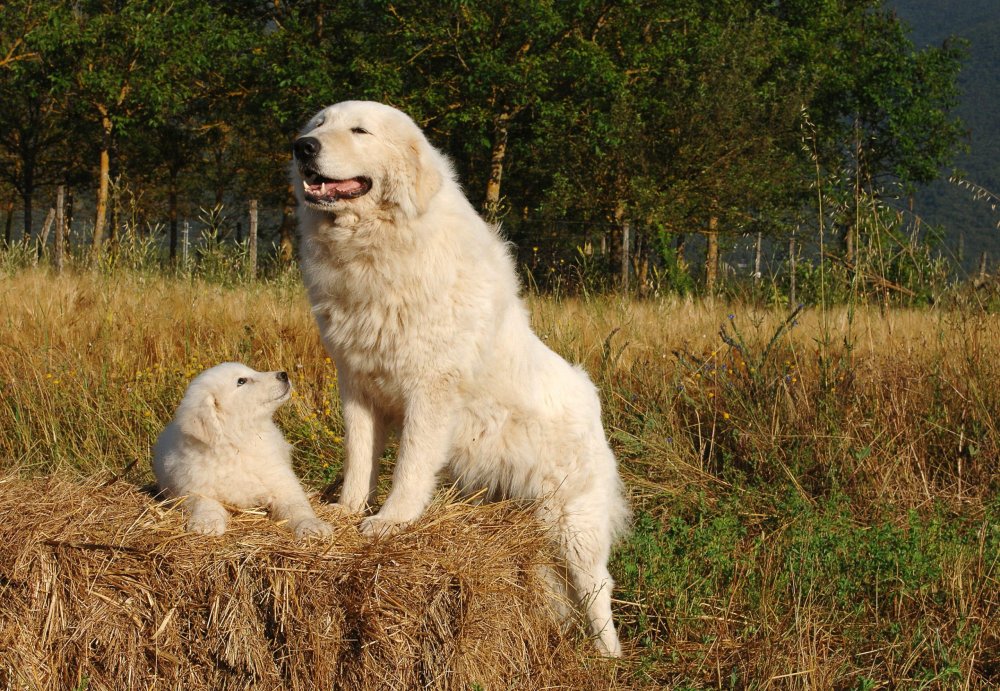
[292, 516, 334, 540]
[360, 515, 405, 538]
[188, 514, 227, 536]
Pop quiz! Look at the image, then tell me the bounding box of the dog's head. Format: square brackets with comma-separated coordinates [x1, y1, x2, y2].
[173, 363, 292, 445]
[291, 101, 451, 220]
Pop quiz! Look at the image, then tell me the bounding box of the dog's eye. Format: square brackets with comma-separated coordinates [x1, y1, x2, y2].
[350, 126, 370, 135]
[236, 378, 248, 387]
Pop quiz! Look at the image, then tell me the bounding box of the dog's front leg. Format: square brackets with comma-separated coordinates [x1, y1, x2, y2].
[336, 380, 387, 514]
[185, 496, 229, 536]
[360, 390, 454, 537]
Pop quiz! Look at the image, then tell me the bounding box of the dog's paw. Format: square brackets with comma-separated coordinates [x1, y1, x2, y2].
[292, 516, 334, 540]
[360, 515, 405, 538]
[188, 514, 227, 536]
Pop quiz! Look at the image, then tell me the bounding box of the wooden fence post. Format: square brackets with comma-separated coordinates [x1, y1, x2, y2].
[754, 231, 762, 286]
[36, 208, 55, 264]
[54, 186, 64, 274]
[620, 220, 630, 291]
[181, 220, 190, 272]
[789, 226, 798, 309]
[248, 199, 258, 280]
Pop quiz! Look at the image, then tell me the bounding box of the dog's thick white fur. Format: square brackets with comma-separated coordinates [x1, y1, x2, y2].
[153, 363, 332, 539]
[292, 101, 630, 656]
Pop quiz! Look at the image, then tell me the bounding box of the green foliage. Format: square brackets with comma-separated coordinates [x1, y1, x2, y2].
[0, 0, 971, 293]
[613, 495, 996, 684]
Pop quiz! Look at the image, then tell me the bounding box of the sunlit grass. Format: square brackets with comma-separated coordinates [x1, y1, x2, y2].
[1, 266, 997, 686]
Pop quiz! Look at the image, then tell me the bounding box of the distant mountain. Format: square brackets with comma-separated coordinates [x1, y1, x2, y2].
[891, 0, 1000, 274]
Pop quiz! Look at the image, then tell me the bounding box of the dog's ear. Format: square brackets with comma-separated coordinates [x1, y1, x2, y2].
[391, 135, 443, 218]
[175, 392, 222, 445]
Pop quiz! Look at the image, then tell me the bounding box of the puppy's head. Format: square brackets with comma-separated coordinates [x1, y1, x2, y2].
[173, 363, 292, 445]
[291, 100, 452, 220]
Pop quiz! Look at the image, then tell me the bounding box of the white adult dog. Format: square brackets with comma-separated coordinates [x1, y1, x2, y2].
[292, 101, 630, 656]
[153, 363, 332, 539]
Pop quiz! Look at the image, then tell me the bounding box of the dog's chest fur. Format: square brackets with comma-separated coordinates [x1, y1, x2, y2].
[302, 233, 471, 411]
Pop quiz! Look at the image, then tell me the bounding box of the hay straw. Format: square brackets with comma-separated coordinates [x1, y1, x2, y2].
[0, 475, 614, 689]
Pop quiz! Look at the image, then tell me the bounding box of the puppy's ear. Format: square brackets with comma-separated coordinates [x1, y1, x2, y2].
[175, 392, 222, 445]
[391, 136, 443, 218]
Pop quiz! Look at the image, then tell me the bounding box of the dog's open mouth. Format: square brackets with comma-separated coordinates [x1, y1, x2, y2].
[301, 168, 372, 203]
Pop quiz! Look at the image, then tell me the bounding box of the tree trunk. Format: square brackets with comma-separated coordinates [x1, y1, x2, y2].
[278, 186, 296, 264]
[3, 199, 14, 245]
[704, 216, 719, 294]
[21, 183, 33, 242]
[635, 225, 649, 295]
[842, 223, 855, 265]
[109, 180, 118, 247]
[91, 114, 113, 258]
[214, 148, 225, 207]
[65, 192, 74, 248]
[247, 199, 258, 280]
[168, 169, 179, 262]
[483, 110, 510, 223]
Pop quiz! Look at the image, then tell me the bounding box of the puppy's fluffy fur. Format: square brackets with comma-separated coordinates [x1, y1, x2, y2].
[292, 101, 630, 656]
[153, 363, 331, 539]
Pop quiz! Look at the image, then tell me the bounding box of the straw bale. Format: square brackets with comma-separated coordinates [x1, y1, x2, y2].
[0, 475, 613, 690]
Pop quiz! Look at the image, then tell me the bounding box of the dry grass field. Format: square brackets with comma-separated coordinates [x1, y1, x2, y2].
[1, 267, 997, 688]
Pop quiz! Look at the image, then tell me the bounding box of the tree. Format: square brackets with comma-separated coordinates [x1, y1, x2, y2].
[770, 0, 966, 262]
[0, 2, 80, 240]
[67, 0, 247, 257]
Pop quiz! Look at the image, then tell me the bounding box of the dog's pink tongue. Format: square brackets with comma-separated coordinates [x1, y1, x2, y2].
[323, 179, 363, 195]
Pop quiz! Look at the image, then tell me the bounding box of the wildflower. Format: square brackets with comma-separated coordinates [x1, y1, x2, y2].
[728, 314, 735, 320]
[723, 412, 730, 420]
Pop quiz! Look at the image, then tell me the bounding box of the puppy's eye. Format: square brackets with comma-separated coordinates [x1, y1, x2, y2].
[236, 378, 248, 387]
[350, 126, 370, 135]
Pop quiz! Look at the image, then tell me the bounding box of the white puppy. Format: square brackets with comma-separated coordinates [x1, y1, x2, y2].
[292, 101, 630, 656]
[153, 362, 332, 539]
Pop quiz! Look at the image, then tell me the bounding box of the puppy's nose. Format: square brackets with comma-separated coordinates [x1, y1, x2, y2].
[293, 136, 321, 161]
[276, 371, 288, 383]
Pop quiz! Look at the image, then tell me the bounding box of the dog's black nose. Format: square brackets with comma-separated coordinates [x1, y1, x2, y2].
[276, 371, 288, 382]
[293, 136, 321, 161]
